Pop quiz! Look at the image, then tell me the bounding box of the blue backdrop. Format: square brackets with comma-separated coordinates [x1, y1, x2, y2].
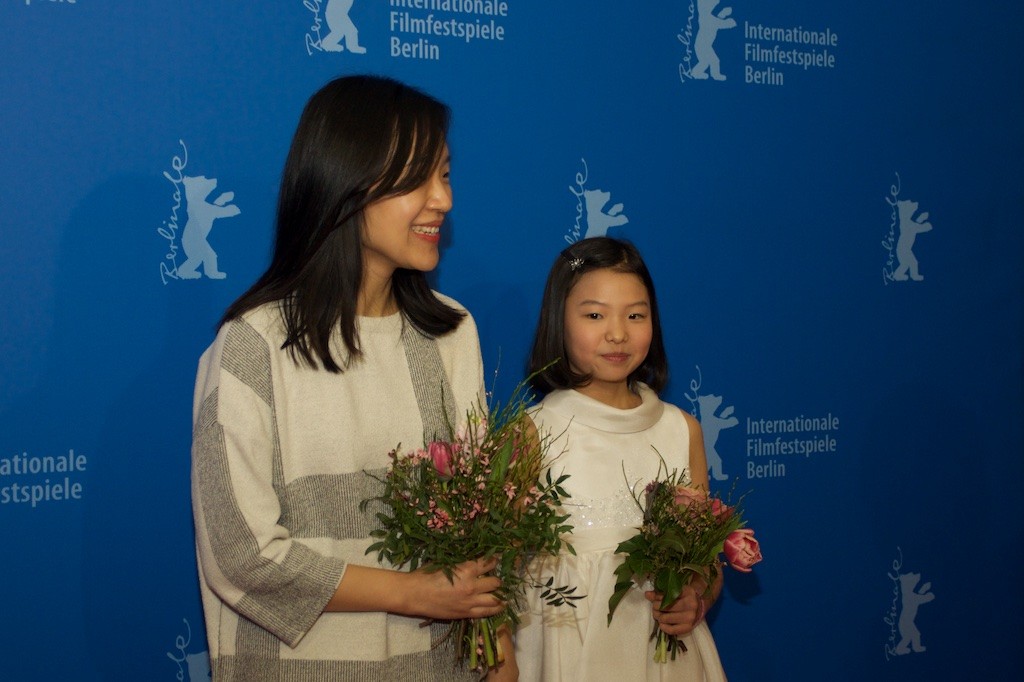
[2, 1, 1022, 680]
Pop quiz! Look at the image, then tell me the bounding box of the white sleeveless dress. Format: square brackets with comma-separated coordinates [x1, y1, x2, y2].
[516, 385, 727, 682]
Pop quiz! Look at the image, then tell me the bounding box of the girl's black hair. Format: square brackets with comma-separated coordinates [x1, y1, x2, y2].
[527, 236, 669, 395]
[222, 75, 463, 372]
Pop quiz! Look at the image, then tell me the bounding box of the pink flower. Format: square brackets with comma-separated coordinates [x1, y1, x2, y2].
[723, 528, 762, 572]
[467, 501, 486, 520]
[673, 485, 707, 509]
[457, 417, 487, 444]
[426, 507, 453, 530]
[709, 498, 733, 519]
[428, 441, 454, 478]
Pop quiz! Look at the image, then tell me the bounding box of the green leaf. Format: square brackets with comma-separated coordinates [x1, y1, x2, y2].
[490, 438, 514, 484]
[661, 571, 683, 609]
[607, 583, 632, 623]
[615, 536, 645, 555]
[613, 560, 634, 581]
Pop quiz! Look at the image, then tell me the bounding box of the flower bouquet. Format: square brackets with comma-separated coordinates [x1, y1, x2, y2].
[361, 382, 579, 674]
[607, 462, 762, 663]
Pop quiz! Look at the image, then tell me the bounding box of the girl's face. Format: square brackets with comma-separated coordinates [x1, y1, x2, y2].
[563, 268, 653, 404]
[361, 148, 452, 280]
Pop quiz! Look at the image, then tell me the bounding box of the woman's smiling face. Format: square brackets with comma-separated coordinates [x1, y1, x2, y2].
[360, 148, 452, 279]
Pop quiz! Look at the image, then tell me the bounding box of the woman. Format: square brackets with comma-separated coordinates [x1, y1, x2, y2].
[191, 75, 514, 680]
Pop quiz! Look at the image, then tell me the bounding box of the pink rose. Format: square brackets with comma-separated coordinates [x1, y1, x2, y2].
[723, 528, 762, 573]
[709, 498, 733, 519]
[428, 441, 454, 478]
[673, 485, 707, 509]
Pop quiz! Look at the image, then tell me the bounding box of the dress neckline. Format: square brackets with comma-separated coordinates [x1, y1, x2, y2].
[539, 383, 664, 434]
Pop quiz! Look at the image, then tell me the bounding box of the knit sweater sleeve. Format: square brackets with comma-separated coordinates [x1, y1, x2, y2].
[190, 317, 346, 648]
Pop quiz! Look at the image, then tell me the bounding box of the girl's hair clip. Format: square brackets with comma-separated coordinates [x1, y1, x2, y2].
[561, 248, 584, 272]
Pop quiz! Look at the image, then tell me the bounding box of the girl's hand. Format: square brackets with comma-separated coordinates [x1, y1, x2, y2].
[645, 584, 704, 637]
[408, 557, 504, 620]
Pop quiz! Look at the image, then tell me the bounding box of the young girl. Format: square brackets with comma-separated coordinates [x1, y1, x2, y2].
[515, 237, 727, 681]
[191, 75, 515, 681]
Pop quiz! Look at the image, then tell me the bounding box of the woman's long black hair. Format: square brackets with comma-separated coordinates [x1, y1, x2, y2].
[222, 75, 463, 372]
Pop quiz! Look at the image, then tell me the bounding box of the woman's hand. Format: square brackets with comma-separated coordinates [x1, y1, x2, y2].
[326, 557, 504, 620]
[407, 557, 505, 620]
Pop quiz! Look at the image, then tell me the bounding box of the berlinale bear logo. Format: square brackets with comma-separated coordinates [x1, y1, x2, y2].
[882, 173, 934, 284]
[679, 0, 737, 83]
[176, 176, 241, 280]
[167, 619, 211, 680]
[884, 548, 935, 660]
[306, 0, 366, 55]
[564, 159, 630, 244]
[582, 188, 628, 239]
[685, 366, 739, 482]
[892, 200, 933, 282]
[158, 140, 242, 284]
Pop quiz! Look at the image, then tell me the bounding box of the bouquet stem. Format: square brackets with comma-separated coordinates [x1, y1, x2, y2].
[463, 616, 503, 673]
[651, 623, 687, 663]
[482, 618, 495, 668]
